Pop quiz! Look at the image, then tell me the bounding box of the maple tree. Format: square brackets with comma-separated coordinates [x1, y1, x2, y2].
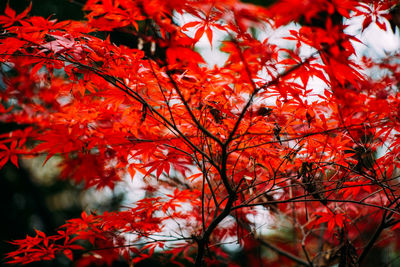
[1, 0, 400, 266]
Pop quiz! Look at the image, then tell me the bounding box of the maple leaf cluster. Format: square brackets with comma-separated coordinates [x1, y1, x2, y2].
[1, 0, 400, 266]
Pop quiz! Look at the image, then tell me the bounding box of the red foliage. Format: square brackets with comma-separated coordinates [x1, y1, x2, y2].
[1, 0, 400, 266]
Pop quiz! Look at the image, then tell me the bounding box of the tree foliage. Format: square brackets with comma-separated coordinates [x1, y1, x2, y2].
[1, 0, 400, 266]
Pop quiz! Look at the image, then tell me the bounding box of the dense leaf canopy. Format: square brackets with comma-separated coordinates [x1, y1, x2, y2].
[1, 0, 400, 266]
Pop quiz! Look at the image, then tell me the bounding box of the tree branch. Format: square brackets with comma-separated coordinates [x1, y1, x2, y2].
[258, 238, 311, 266]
